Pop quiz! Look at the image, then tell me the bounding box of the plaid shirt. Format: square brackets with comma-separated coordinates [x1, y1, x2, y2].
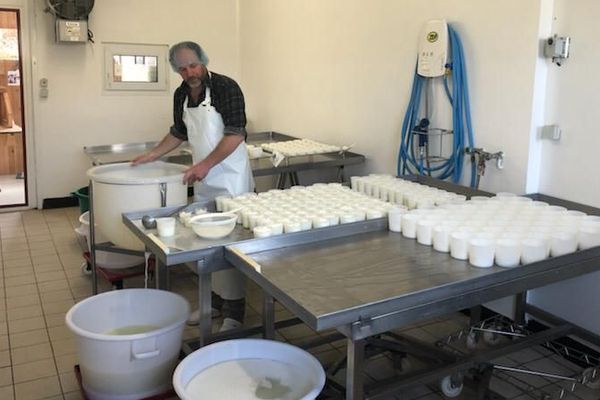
[169, 71, 247, 140]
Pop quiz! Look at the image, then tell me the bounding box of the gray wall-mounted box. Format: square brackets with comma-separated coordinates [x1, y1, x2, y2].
[55, 19, 87, 43]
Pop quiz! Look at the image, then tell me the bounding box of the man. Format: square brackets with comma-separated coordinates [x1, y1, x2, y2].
[133, 41, 254, 331]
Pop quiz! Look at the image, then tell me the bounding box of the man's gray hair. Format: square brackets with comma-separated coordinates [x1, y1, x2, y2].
[168, 41, 209, 71]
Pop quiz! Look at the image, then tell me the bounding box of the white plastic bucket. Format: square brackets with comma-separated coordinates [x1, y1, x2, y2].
[87, 161, 188, 251]
[66, 289, 190, 400]
[75, 212, 144, 269]
[173, 339, 325, 400]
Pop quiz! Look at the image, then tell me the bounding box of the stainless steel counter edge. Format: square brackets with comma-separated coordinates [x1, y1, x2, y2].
[341, 245, 600, 339]
[123, 208, 388, 265]
[227, 233, 600, 333]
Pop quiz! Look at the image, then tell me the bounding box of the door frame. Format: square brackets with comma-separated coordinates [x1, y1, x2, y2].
[0, 0, 35, 210]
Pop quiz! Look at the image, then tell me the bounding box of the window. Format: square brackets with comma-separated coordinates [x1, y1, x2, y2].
[104, 43, 168, 91]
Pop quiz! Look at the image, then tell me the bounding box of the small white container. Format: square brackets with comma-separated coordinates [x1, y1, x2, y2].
[468, 238, 495, 268]
[353, 210, 367, 221]
[416, 219, 436, 246]
[326, 214, 340, 226]
[355, 178, 365, 193]
[450, 232, 471, 260]
[578, 227, 600, 250]
[520, 238, 548, 264]
[401, 213, 420, 239]
[248, 213, 263, 230]
[339, 214, 355, 224]
[582, 215, 600, 225]
[312, 217, 330, 229]
[378, 187, 389, 202]
[268, 223, 284, 235]
[550, 231, 578, 257]
[366, 210, 384, 220]
[388, 207, 406, 233]
[350, 176, 360, 191]
[156, 217, 176, 237]
[214, 195, 230, 212]
[253, 226, 272, 238]
[416, 197, 435, 209]
[495, 238, 521, 268]
[284, 221, 302, 233]
[298, 218, 312, 231]
[432, 225, 452, 253]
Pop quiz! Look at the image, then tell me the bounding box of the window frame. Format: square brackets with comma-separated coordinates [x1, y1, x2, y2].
[103, 42, 169, 91]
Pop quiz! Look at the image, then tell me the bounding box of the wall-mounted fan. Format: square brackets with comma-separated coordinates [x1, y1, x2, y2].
[46, 0, 94, 20]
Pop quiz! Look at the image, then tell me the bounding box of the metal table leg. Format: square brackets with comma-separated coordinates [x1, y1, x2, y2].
[291, 172, 300, 186]
[263, 293, 275, 339]
[470, 305, 482, 326]
[89, 181, 98, 295]
[197, 262, 212, 348]
[337, 165, 345, 183]
[155, 258, 170, 290]
[514, 292, 527, 325]
[346, 338, 365, 400]
[276, 173, 286, 189]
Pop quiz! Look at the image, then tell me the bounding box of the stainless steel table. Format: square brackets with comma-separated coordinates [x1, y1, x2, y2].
[84, 131, 366, 186]
[121, 176, 600, 399]
[122, 205, 383, 348]
[224, 222, 600, 399]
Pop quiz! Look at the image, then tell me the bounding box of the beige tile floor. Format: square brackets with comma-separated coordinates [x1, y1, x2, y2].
[1, 207, 599, 400]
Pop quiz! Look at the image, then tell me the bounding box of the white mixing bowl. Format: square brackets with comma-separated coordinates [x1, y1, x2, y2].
[189, 213, 237, 239]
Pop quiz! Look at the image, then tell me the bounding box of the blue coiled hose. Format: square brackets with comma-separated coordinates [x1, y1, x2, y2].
[397, 24, 476, 187]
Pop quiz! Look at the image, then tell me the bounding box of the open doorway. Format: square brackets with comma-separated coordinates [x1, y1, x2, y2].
[0, 8, 25, 207]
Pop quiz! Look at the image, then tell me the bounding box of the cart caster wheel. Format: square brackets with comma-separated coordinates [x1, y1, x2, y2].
[483, 330, 502, 346]
[466, 332, 479, 350]
[392, 355, 412, 373]
[440, 375, 463, 398]
[81, 262, 92, 276]
[583, 367, 600, 389]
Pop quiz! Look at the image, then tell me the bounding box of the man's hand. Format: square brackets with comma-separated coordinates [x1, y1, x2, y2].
[183, 160, 212, 185]
[131, 151, 159, 166]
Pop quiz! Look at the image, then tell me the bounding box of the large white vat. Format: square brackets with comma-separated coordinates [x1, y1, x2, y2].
[66, 289, 189, 400]
[173, 339, 325, 400]
[87, 161, 188, 250]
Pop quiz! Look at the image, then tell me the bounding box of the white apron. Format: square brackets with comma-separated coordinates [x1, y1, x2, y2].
[183, 82, 254, 203]
[183, 79, 253, 300]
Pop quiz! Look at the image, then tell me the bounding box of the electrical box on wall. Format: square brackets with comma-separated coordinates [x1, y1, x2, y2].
[544, 35, 570, 66]
[55, 19, 87, 43]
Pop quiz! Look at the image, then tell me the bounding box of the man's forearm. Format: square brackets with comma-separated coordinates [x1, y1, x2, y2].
[182, 134, 245, 184]
[132, 133, 183, 165]
[151, 134, 184, 158]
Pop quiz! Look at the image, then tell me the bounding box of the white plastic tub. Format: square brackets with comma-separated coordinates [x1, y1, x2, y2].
[87, 161, 188, 251]
[66, 289, 190, 400]
[75, 211, 144, 269]
[173, 339, 325, 400]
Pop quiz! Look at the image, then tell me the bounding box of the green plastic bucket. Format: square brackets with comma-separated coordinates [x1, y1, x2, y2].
[72, 186, 89, 214]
